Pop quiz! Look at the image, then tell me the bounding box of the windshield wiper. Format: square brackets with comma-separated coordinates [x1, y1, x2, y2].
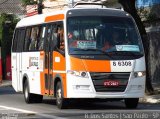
[73, 48, 113, 59]
[107, 51, 143, 56]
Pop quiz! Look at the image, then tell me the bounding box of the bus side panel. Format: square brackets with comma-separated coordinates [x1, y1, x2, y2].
[21, 52, 43, 95]
[12, 52, 22, 92]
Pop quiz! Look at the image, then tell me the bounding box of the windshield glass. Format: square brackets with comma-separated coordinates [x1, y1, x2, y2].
[67, 16, 144, 56]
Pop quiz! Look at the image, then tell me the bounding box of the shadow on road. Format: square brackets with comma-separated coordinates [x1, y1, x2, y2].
[42, 99, 127, 110]
[0, 86, 17, 95]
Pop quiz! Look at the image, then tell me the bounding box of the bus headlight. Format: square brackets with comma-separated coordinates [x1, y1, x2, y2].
[134, 71, 146, 77]
[67, 70, 88, 78]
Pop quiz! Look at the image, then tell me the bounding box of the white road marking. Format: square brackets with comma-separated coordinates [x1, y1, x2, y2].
[0, 105, 67, 119]
[0, 105, 36, 113]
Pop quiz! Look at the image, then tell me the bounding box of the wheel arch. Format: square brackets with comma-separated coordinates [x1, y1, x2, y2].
[53, 74, 64, 97]
[22, 73, 29, 93]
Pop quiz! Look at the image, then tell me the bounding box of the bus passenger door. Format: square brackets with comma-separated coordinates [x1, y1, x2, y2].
[12, 28, 25, 91]
[12, 30, 19, 91]
[43, 24, 53, 95]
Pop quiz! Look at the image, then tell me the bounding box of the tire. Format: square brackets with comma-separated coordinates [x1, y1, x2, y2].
[24, 81, 43, 103]
[56, 82, 68, 109]
[125, 98, 139, 109]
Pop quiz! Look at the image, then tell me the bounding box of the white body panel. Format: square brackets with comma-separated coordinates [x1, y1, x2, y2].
[21, 52, 42, 94]
[11, 53, 22, 92]
[12, 52, 43, 94]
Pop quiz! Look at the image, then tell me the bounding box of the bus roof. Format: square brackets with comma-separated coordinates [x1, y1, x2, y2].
[16, 7, 129, 28]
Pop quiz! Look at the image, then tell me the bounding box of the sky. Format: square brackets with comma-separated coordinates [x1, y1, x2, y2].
[136, 0, 160, 7]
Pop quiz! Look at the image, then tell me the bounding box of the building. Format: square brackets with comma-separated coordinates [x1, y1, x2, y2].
[0, 0, 25, 17]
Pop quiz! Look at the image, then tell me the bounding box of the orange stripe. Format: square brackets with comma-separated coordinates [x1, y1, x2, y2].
[40, 72, 45, 95]
[70, 56, 111, 72]
[61, 73, 67, 98]
[40, 51, 45, 95]
[45, 14, 64, 22]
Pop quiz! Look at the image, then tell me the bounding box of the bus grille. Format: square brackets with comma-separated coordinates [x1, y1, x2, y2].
[90, 72, 130, 92]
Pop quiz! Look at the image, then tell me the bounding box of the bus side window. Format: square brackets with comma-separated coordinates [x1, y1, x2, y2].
[46, 25, 52, 52]
[12, 30, 18, 52]
[24, 28, 31, 51]
[29, 27, 39, 51]
[16, 29, 25, 52]
[57, 25, 64, 52]
[38, 26, 46, 50]
[50, 25, 57, 51]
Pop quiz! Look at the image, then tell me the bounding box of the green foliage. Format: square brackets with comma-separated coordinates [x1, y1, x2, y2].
[0, 13, 19, 79]
[21, 0, 37, 5]
[0, 13, 19, 60]
[0, 13, 19, 48]
[137, 6, 159, 22]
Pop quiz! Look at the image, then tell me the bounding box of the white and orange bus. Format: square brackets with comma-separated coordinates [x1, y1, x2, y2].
[12, 5, 146, 109]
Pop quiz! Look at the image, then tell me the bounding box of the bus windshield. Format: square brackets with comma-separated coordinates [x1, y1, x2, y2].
[67, 16, 144, 56]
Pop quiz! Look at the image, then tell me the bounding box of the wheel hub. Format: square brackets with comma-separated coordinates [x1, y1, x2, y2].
[56, 89, 62, 104]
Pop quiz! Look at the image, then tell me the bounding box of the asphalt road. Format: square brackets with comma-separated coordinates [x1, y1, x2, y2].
[0, 86, 160, 119]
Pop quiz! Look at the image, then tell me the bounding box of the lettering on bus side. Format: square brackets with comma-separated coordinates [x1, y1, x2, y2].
[29, 57, 39, 67]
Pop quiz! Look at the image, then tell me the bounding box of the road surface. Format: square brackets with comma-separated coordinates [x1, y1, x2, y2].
[0, 86, 160, 119]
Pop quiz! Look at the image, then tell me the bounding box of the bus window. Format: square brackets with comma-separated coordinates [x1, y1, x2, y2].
[24, 28, 31, 51]
[51, 26, 58, 50]
[67, 16, 144, 55]
[12, 30, 19, 52]
[58, 26, 64, 50]
[29, 27, 39, 51]
[38, 26, 46, 50]
[56, 23, 65, 54]
[16, 29, 25, 52]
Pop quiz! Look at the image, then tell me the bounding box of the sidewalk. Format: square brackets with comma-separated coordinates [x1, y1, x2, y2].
[0, 80, 12, 87]
[0, 80, 160, 104]
[140, 86, 160, 104]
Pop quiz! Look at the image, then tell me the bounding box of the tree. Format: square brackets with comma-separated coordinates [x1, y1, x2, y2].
[118, 0, 154, 94]
[21, 0, 37, 5]
[0, 13, 19, 79]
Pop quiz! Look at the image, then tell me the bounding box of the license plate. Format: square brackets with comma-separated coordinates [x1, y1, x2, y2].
[104, 80, 119, 87]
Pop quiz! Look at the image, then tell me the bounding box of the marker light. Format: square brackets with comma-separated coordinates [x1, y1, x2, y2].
[134, 71, 146, 77]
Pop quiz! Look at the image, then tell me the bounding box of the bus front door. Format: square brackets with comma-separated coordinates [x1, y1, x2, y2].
[43, 25, 54, 96]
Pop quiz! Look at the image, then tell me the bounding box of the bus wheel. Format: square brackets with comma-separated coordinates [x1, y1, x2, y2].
[125, 98, 139, 109]
[24, 81, 43, 103]
[24, 81, 34, 103]
[56, 82, 67, 109]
